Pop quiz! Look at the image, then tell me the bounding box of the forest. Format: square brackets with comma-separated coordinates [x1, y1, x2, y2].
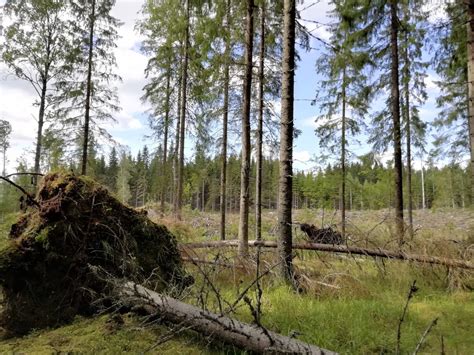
[0, 0, 473, 354]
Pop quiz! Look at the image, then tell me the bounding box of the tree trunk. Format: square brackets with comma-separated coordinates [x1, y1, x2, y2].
[256, 1, 265, 241]
[176, 3, 189, 221]
[421, 159, 426, 209]
[220, 0, 231, 241]
[161, 68, 171, 217]
[341, 66, 347, 239]
[467, 0, 474, 204]
[403, 4, 413, 237]
[238, 0, 255, 256]
[390, 0, 404, 245]
[173, 57, 182, 215]
[34, 78, 47, 183]
[81, 0, 96, 176]
[278, 0, 296, 282]
[121, 282, 335, 354]
[182, 240, 474, 270]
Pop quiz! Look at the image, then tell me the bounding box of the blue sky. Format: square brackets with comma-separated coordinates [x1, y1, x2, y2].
[0, 0, 448, 174]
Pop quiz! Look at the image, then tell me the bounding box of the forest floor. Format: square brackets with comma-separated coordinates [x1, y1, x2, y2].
[0, 207, 473, 354]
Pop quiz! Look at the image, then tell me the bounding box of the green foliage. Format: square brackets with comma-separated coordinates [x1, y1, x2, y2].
[432, 1, 469, 160]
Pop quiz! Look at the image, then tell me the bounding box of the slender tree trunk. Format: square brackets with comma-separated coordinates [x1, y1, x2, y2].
[278, 0, 296, 282]
[403, 5, 413, 237]
[177, 4, 189, 221]
[173, 58, 182, 214]
[220, 0, 231, 241]
[160, 68, 171, 217]
[467, 0, 474, 204]
[421, 158, 426, 209]
[256, 1, 265, 241]
[81, 0, 96, 176]
[34, 78, 47, 183]
[238, 0, 255, 256]
[390, 0, 404, 245]
[341, 66, 347, 239]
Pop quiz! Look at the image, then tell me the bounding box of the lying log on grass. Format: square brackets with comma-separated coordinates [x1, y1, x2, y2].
[182, 240, 474, 270]
[121, 282, 336, 354]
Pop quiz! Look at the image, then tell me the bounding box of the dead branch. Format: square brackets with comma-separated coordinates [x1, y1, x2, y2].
[181, 241, 474, 270]
[397, 280, 418, 354]
[413, 318, 438, 355]
[5, 172, 44, 179]
[121, 282, 336, 354]
[0, 176, 40, 208]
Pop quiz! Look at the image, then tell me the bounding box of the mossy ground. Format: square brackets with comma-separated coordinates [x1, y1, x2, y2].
[0, 207, 472, 354]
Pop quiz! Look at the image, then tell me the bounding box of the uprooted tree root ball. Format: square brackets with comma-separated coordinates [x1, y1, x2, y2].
[0, 172, 192, 335]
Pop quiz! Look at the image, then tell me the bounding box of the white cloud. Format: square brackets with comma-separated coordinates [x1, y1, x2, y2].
[0, 0, 149, 173]
[294, 150, 311, 162]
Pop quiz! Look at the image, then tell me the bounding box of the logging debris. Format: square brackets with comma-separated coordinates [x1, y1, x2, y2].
[0, 172, 191, 335]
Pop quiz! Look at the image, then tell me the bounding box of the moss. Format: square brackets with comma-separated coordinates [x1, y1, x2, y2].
[0, 172, 191, 335]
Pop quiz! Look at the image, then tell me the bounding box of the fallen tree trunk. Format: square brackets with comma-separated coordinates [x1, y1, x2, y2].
[181, 240, 474, 270]
[122, 282, 336, 354]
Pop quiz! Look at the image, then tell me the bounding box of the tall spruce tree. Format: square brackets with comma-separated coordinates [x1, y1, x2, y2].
[433, 1, 472, 202]
[314, 0, 372, 239]
[278, 0, 296, 282]
[238, 0, 255, 256]
[1, 0, 70, 182]
[399, 0, 428, 234]
[354, 0, 405, 243]
[54, 0, 121, 174]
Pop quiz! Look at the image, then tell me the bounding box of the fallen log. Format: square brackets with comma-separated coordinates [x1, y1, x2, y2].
[181, 240, 474, 270]
[122, 282, 336, 354]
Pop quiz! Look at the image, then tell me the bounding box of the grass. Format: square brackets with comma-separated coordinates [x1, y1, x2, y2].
[0, 208, 473, 354]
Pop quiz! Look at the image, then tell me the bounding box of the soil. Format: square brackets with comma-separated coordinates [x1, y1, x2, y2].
[0, 172, 191, 335]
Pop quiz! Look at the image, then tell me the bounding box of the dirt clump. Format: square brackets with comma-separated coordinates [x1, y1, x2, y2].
[0, 172, 190, 335]
[300, 223, 344, 245]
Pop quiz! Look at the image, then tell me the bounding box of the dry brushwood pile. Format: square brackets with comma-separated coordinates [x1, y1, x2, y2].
[0, 172, 190, 335]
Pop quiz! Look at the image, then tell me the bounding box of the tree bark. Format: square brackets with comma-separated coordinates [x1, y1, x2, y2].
[121, 282, 335, 354]
[34, 78, 47, 184]
[220, 0, 231, 241]
[278, 0, 296, 281]
[173, 55, 182, 215]
[256, 1, 265, 241]
[176, 1, 189, 220]
[81, 0, 96, 176]
[238, 0, 255, 256]
[403, 4, 413, 237]
[467, 0, 474, 204]
[341, 66, 347, 239]
[160, 68, 171, 217]
[182, 240, 474, 270]
[390, 0, 404, 245]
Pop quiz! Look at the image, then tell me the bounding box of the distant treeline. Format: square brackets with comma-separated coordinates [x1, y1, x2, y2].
[2, 148, 470, 215]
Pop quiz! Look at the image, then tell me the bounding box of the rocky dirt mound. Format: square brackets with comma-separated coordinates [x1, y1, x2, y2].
[0, 172, 190, 335]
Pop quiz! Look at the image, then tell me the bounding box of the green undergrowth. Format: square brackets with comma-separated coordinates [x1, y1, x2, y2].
[0, 208, 473, 354]
[0, 313, 231, 354]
